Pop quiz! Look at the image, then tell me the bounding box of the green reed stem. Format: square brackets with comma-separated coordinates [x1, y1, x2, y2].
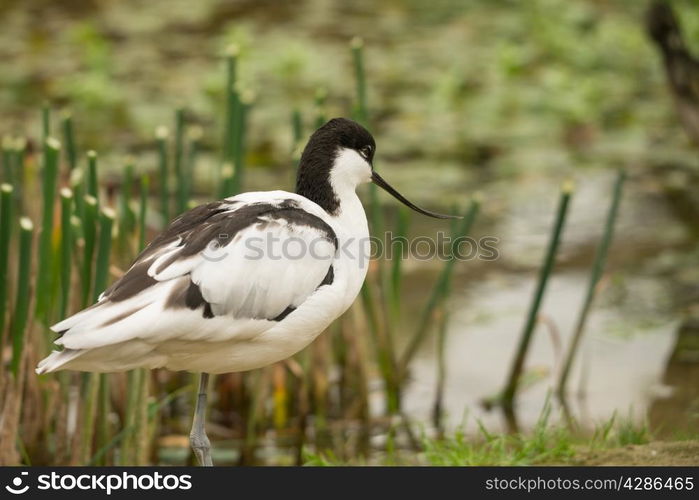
[389, 206, 409, 321]
[0, 184, 14, 343]
[120, 369, 140, 464]
[314, 88, 327, 129]
[93, 208, 114, 464]
[2, 137, 14, 184]
[10, 217, 33, 377]
[156, 127, 169, 224]
[35, 137, 61, 320]
[557, 171, 625, 397]
[133, 368, 150, 465]
[430, 213, 460, 432]
[97, 373, 110, 465]
[222, 45, 240, 163]
[174, 108, 187, 215]
[231, 90, 252, 195]
[351, 37, 368, 125]
[219, 163, 234, 199]
[58, 188, 73, 319]
[41, 103, 51, 142]
[139, 174, 149, 251]
[502, 182, 573, 409]
[70, 164, 85, 221]
[119, 160, 136, 247]
[11, 138, 26, 212]
[185, 126, 202, 208]
[61, 112, 78, 172]
[399, 197, 481, 378]
[360, 282, 400, 414]
[93, 207, 114, 301]
[242, 372, 265, 464]
[432, 307, 449, 435]
[81, 373, 99, 463]
[81, 195, 98, 307]
[291, 109, 303, 175]
[86, 151, 99, 203]
[89, 378, 184, 466]
[291, 110, 303, 146]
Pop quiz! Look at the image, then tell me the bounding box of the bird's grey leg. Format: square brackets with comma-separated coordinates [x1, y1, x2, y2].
[190, 372, 213, 466]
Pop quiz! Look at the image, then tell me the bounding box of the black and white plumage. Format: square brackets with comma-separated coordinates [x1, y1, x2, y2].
[36, 117, 457, 465]
[38, 194, 342, 374]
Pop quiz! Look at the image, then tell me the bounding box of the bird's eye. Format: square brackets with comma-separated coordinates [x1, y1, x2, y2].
[360, 145, 373, 159]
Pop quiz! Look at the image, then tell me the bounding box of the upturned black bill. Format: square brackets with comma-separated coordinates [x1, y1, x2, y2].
[371, 171, 461, 219]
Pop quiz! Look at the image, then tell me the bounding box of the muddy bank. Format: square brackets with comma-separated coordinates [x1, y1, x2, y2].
[573, 440, 699, 466]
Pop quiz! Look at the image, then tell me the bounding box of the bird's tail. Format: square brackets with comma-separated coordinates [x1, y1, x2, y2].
[36, 348, 84, 374]
[35, 303, 102, 373]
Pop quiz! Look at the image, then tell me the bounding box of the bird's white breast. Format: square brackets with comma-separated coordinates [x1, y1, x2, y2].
[196, 192, 369, 373]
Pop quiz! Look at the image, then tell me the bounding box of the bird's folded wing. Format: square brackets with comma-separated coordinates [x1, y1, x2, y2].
[52, 196, 337, 350]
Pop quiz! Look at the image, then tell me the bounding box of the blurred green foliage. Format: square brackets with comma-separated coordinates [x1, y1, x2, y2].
[1, 0, 698, 180]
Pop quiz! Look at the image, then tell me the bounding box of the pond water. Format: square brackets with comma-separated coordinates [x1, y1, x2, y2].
[389, 166, 697, 435]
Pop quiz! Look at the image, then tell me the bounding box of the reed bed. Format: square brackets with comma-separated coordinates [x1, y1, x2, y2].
[0, 40, 625, 466]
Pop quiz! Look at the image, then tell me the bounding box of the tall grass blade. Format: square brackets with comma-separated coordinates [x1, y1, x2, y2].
[173, 108, 187, 215]
[70, 163, 85, 221]
[118, 160, 136, 252]
[432, 307, 449, 435]
[314, 88, 327, 129]
[155, 127, 169, 225]
[120, 369, 140, 464]
[93, 207, 115, 302]
[61, 112, 78, 172]
[399, 197, 481, 377]
[557, 171, 625, 396]
[81, 373, 99, 464]
[350, 37, 368, 125]
[86, 151, 99, 203]
[389, 206, 409, 321]
[11, 138, 26, 210]
[133, 368, 150, 464]
[502, 182, 573, 408]
[291, 110, 303, 148]
[41, 103, 51, 142]
[93, 207, 115, 464]
[231, 89, 253, 195]
[185, 126, 203, 207]
[138, 174, 149, 252]
[2, 137, 14, 184]
[35, 137, 61, 320]
[58, 188, 73, 318]
[0, 184, 14, 344]
[10, 217, 33, 377]
[222, 45, 240, 166]
[80, 195, 98, 307]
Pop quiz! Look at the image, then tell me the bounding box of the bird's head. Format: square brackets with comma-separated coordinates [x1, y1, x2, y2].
[296, 117, 459, 219]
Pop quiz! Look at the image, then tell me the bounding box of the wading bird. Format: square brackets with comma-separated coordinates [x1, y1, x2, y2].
[37, 118, 458, 466]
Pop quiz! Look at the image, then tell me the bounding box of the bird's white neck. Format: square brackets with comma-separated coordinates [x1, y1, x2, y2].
[328, 148, 371, 235]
